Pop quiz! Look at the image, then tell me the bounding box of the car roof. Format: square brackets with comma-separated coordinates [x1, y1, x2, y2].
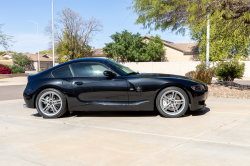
[43, 58, 109, 73]
[64, 57, 107, 65]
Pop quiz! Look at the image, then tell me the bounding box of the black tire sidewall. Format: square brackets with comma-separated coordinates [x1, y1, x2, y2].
[36, 88, 67, 118]
[156, 87, 189, 118]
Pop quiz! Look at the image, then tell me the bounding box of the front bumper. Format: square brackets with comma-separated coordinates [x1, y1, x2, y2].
[189, 90, 208, 111]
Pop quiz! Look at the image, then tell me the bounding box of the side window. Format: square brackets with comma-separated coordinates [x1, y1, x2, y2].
[53, 66, 72, 78]
[70, 63, 109, 77]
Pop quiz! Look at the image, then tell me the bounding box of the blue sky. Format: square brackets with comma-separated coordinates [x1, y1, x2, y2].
[0, 0, 193, 54]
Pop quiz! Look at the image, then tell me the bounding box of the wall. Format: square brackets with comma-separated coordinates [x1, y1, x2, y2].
[121, 61, 250, 77]
[0, 60, 14, 66]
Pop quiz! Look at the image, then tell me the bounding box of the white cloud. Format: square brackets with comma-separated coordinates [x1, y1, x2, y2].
[0, 33, 50, 54]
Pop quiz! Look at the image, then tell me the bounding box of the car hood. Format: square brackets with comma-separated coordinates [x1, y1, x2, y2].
[136, 73, 204, 84]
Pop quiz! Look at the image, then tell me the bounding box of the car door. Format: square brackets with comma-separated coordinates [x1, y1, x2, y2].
[70, 62, 129, 111]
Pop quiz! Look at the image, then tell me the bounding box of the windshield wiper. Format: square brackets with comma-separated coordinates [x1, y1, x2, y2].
[126, 72, 139, 76]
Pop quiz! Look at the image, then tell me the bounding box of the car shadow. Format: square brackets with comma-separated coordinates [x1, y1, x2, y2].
[32, 113, 42, 117]
[68, 111, 159, 118]
[184, 107, 210, 117]
[31, 107, 210, 118]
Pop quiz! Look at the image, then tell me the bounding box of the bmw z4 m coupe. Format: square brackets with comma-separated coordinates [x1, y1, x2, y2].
[23, 58, 208, 118]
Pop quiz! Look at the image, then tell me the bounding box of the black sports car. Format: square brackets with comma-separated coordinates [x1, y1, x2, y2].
[23, 58, 208, 118]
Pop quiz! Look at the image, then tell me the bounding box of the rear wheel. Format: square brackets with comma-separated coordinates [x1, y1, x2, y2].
[36, 88, 68, 118]
[156, 87, 189, 118]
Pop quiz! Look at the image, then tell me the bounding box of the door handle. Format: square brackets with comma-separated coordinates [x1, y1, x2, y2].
[74, 82, 83, 85]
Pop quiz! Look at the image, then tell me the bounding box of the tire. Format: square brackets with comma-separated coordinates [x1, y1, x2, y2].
[35, 88, 68, 118]
[156, 87, 189, 118]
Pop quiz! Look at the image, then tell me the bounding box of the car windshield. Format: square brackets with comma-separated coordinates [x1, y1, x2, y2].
[105, 60, 136, 75]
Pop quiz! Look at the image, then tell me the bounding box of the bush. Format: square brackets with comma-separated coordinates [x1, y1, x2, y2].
[196, 69, 214, 84]
[8, 65, 25, 74]
[196, 62, 207, 71]
[185, 71, 197, 79]
[0, 64, 11, 74]
[185, 69, 214, 84]
[214, 60, 245, 81]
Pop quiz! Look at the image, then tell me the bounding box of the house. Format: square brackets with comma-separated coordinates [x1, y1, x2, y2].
[0, 53, 58, 71]
[88, 36, 200, 62]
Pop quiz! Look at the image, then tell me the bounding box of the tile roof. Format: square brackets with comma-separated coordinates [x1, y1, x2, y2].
[174, 43, 199, 54]
[0, 53, 58, 62]
[91, 49, 105, 57]
[142, 35, 199, 54]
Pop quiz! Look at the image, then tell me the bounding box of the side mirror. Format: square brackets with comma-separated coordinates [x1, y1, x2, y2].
[103, 70, 114, 77]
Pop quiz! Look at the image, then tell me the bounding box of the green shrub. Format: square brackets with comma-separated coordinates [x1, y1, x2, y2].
[196, 62, 207, 71]
[37, 68, 45, 73]
[185, 69, 214, 84]
[8, 65, 25, 74]
[214, 60, 245, 81]
[196, 62, 215, 71]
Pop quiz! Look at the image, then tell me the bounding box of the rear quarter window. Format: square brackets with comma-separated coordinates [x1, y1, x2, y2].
[52, 66, 72, 78]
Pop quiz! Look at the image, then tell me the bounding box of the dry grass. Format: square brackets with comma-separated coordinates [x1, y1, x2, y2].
[208, 82, 250, 99]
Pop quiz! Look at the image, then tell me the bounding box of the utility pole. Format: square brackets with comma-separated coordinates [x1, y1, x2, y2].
[52, 0, 55, 66]
[206, 13, 210, 69]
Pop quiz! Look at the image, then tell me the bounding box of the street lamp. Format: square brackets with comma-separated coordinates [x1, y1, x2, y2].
[52, 0, 55, 66]
[206, 6, 210, 69]
[29, 21, 40, 71]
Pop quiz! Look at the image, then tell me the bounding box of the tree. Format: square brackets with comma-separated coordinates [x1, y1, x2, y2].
[56, 30, 92, 63]
[131, 0, 250, 32]
[190, 14, 250, 61]
[0, 51, 5, 55]
[45, 8, 103, 62]
[131, 0, 250, 60]
[103, 30, 165, 62]
[36, 50, 51, 54]
[0, 24, 15, 50]
[12, 53, 32, 68]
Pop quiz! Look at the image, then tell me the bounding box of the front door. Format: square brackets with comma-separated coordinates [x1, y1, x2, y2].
[70, 62, 128, 111]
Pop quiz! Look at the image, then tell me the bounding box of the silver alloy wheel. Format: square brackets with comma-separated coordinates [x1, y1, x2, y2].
[160, 90, 185, 115]
[38, 91, 62, 116]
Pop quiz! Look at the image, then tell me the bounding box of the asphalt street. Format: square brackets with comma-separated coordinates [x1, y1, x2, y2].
[0, 85, 26, 101]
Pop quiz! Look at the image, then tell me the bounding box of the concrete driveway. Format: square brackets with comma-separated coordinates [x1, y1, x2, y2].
[1, 98, 250, 166]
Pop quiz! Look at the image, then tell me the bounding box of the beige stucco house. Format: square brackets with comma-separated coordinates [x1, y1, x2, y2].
[88, 36, 200, 62]
[0, 53, 58, 71]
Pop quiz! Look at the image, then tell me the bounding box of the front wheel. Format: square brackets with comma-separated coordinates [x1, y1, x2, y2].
[156, 87, 189, 118]
[36, 88, 68, 118]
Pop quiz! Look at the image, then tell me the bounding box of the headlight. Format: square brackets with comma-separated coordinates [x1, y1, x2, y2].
[190, 84, 205, 91]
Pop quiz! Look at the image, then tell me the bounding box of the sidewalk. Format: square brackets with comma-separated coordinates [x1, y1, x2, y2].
[0, 77, 27, 86]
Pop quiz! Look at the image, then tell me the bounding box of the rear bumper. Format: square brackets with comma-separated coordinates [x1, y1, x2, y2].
[23, 89, 36, 108]
[189, 90, 208, 111]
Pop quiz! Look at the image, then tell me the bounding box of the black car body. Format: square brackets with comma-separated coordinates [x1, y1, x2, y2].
[23, 58, 208, 118]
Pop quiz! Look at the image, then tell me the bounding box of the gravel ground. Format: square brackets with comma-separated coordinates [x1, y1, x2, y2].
[208, 82, 250, 99]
